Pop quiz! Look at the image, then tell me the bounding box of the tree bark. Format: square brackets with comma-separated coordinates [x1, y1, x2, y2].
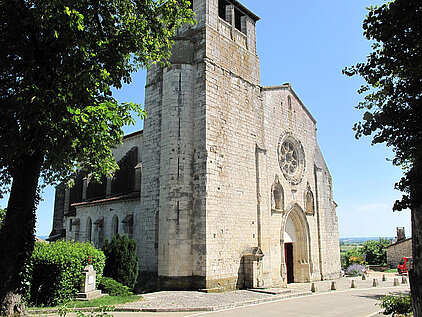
[0, 153, 43, 315]
[409, 158, 422, 316]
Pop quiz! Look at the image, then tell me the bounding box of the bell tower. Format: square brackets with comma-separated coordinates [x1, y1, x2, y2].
[140, 0, 261, 290]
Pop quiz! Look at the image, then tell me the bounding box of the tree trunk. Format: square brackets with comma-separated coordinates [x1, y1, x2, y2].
[0, 153, 43, 315]
[410, 206, 422, 316]
[409, 158, 422, 316]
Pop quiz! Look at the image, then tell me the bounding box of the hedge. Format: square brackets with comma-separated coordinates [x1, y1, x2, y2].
[29, 240, 105, 306]
[98, 277, 133, 296]
[103, 234, 138, 290]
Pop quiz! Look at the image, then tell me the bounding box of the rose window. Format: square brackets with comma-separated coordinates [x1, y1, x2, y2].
[277, 134, 305, 184]
[280, 141, 298, 175]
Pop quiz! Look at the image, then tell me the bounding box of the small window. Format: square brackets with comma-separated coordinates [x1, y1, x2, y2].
[288, 96, 292, 110]
[219, 0, 229, 21]
[128, 217, 133, 239]
[234, 9, 243, 32]
[122, 214, 134, 240]
[112, 215, 119, 235]
[94, 217, 104, 247]
[87, 217, 92, 242]
[155, 212, 159, 249]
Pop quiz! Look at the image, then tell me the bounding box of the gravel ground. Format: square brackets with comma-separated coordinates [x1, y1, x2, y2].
[116, 272, 409, 312]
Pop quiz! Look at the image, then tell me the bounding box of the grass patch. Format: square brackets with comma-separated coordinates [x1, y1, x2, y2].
[385, 268, 398, 273]
[29, 295, 142, 310]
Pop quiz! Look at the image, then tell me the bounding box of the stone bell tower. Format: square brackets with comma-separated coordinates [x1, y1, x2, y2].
[139, 0, 261, 290]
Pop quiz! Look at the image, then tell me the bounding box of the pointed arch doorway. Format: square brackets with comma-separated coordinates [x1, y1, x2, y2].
[282, 204, 311, 284]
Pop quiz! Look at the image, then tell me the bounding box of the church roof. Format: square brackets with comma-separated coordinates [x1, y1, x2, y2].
[261, 83, 317, 124]
[123, 129, 143, 140]
[386, 237, 412, 248]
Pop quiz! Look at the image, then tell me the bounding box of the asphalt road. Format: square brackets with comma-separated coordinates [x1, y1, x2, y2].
[186, 287, 407, 317]
[53, 286, 409, 317]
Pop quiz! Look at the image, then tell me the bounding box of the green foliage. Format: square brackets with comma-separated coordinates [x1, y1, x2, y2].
[102, 234, 138, 290]
[0, 0, 195, 193]
[98, 277, 132, 296]
[343, 0, 422, 210]
[30, 240, 105, 306]
[344, 247, 363, 268]
[30, 294, 141, 311]
[344, 239, 389, 267]
[379, 292, 412, 315]
[0, 0, 194, 305]
[360, 238, 390, 265]
[57, 303, 114, 317]
[0, 207, 5, 229]
[74, 305, 115, 317]
[340, 253, 347, 269]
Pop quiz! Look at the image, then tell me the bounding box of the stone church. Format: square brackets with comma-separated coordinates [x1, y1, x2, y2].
[49, 0, 341, 290]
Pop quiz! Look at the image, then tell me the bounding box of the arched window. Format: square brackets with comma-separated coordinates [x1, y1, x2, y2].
[87, 217, 92, 242]
[155, 211, 159, 249]
[122, 214, 134, 239]
[94, 217, 104, 248]
[272, 179, 284, 211]
[288, 95, 292, 110]
[112, 215, 119, 236]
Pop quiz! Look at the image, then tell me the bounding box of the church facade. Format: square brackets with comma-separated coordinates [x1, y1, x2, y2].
[49, 0, 341, 290]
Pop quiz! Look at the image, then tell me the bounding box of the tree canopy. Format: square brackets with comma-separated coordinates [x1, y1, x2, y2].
[0, 0, 194, 313]
[343, 0, 422, 211]
[0, 0, 194, 194]
[343, 0, 422, 314]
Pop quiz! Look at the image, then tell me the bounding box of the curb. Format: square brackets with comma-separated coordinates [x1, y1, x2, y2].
[114, 291, 313, 312]
[27, 282, 410, 314]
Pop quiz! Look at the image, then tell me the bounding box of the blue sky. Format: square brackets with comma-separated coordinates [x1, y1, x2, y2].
[1, 0, 411, 238]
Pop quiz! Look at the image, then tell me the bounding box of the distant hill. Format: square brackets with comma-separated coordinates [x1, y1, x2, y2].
[340, 237, 394, 244]
[36, 235, 49, 240]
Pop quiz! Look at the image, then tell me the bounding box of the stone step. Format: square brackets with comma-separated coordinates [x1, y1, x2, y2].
[247, 288, 292, 295]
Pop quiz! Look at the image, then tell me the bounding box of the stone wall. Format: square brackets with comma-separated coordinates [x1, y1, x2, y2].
[66, 198, 139, 249]
[386, 238, 412, 268]
[140, 1, 208, 288]
[204, 3, 261, 289]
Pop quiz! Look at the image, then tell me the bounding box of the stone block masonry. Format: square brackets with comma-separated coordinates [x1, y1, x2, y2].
[50, 0, 341, 292]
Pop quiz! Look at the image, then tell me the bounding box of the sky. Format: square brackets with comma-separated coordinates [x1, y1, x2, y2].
[0, 0, 411, 239]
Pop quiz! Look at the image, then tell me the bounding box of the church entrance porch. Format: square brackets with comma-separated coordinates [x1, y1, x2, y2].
[282, 204, 311, 284]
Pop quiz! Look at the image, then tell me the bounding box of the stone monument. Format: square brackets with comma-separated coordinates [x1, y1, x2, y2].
[76, 257, 102, 300]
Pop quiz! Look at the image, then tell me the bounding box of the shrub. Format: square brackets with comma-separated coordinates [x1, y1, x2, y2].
[379, 292, 412, 315]
[344, 238, 390, 268]
[98, 277, 133, 296]
[361, 238, 389, 265]
[102, 234, 138, 290]
[30, 240, 105, 306]
[344, 247, 363, 268]
[346, 263, 365, 276]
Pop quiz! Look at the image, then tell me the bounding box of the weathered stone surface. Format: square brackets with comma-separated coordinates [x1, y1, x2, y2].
[76, 265, 102, 301]
[386, 238, 412, 268]
[50, 0, 341, 291]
